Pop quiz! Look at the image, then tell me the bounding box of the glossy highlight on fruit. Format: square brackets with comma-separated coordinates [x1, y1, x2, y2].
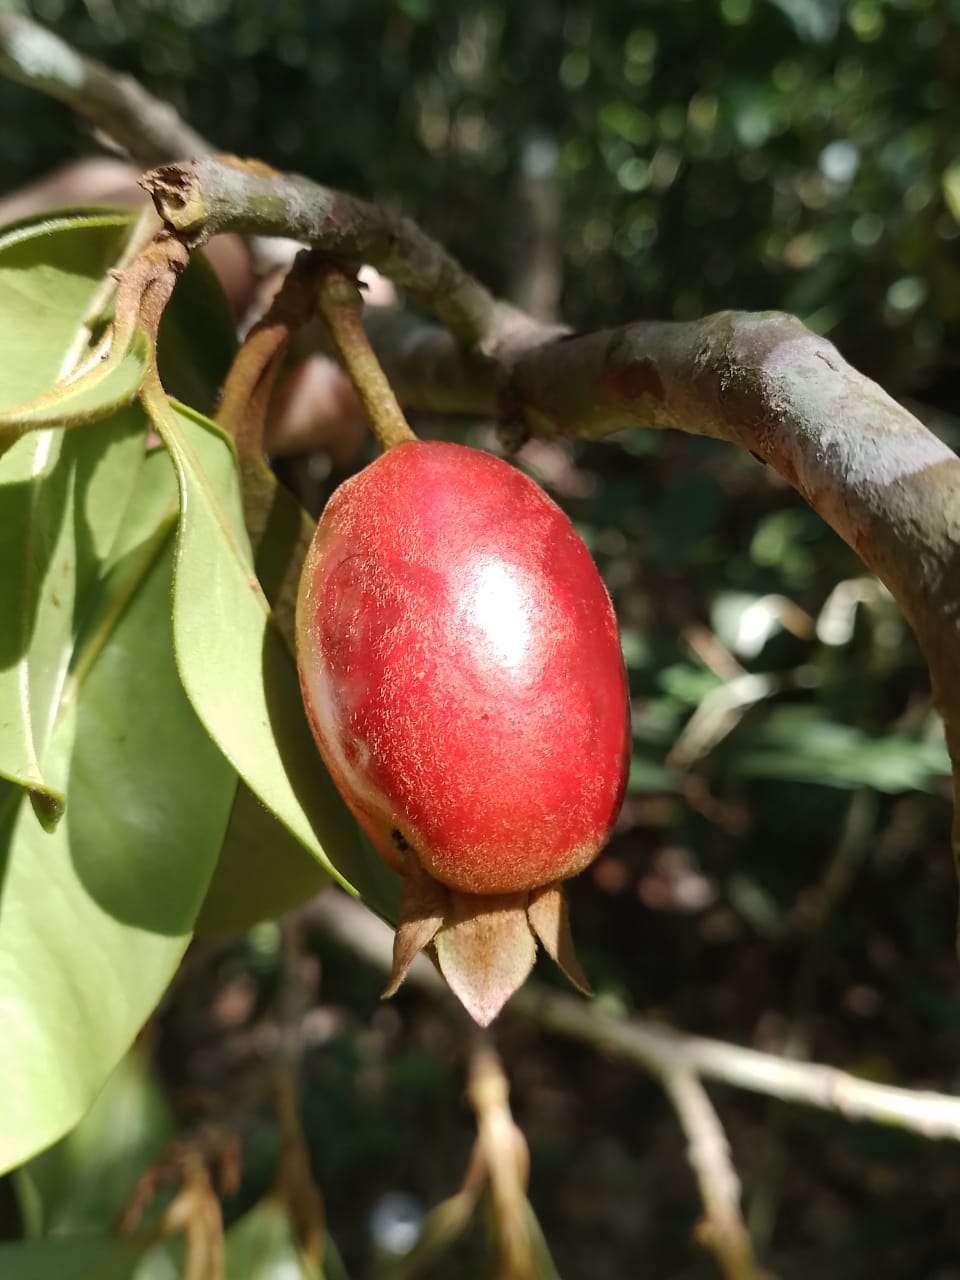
[296, 440, 629, 1023]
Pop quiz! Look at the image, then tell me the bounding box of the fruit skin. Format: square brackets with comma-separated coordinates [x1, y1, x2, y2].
[296, 440, 629, 901]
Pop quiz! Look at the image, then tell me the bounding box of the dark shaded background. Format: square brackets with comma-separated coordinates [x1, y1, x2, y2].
[2, 2, 959, 1277]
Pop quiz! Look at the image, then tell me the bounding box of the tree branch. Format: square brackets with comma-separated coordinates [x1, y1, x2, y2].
[141, 156, 543, 352]
[351, 308, 960, 686]
[509, 315, 960, 865]
[0, 15, 208, 165]
[309, 891, 960, 1144]
[659, 1069, 760, 1280]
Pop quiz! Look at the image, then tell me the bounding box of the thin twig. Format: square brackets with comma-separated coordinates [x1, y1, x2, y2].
[314, 266, 416, 450]
[659, 1069, 761, 1280]
[466, 1040, 540, 1280]
[308, 891, 960, 1143]
[372, 1038, 551, 1280]
[0, 15, 208, 164]
[141, 155, 543, 354]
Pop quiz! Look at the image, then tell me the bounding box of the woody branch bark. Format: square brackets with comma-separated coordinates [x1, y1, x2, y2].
[141, 157, 540, 352]
[313, 891, 960, 1145]
[0, 15, 208, 165]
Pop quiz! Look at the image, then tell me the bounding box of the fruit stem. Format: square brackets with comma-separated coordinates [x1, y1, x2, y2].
[315, 265, 417, 451]
[216, 251, 324, 465]
[112, 229, 190, 349]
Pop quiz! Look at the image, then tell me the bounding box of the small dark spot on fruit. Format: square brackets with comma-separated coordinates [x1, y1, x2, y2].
[391, 828, 411, 853]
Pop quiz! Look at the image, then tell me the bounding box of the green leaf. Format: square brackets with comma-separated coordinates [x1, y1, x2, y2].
[225, 1196, 350, 1280]
[242, 455, 318, 653]
[0, 210, 153, 820]
[0, 326, 151, 448]
[196, 781, 331, 937]
[0, 450, 235, 1173]
[0, 205, 138, 241]
[0, 206, 234, 451]
[0, 1237, 152, 1280]
[727, 707, 951, 793]
[145, 389, 399, 924]
[0, 408, 149, 826]
[225, 1197, 313, 1278]
[197, 466, 331, 937]
[627, 755, 681, 794]
[17, 1050, 175, 1237]
[0, 212, 135, 411]
[943, 161, 960, 225]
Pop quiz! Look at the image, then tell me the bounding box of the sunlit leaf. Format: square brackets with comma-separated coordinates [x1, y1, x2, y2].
[0, 207, 235, 449]
[0, 451, 235, 1173]
[241, 454, 317, 655]
[197, 458, 334, 936]
[17, 1050, 175, 1237]
[943, 162, 960, 225]
[0, 408, 148, 826]
[224, 1196, 350, 1280]
[768, 0, 840, 43]
[0, 211, 154, 822]
[726, 707, 950, 793]
[145, 389, 399, 923]
[0, 327, 151, 449]
[0, 212, 135, 412]
[224, 1196, 318, 1279]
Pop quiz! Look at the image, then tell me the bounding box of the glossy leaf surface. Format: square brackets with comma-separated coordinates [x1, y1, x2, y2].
[0, 327, 151, 447]
[0, 451, 234, 1173]
[196, 780, 331, 937]
[18, 1050, 175, 1237]
[0, 212, 135, 411]
[0, 212, 146, 821]
[147, 391, 399, 923]
[0, 409, 147, 825]
[197, 460, 330, 936]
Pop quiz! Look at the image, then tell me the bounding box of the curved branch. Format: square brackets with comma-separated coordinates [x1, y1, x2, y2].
[523, 316, 960, 840]
[311, 891, 960, 1143]
[660, 1069, 759, 1280]
[353, 308, 960, 674]
[141, 157, 542, 352]
[0, 15, 208, 165]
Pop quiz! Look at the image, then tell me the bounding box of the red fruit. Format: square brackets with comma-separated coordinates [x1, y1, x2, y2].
[296, 440, 629, 1022]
